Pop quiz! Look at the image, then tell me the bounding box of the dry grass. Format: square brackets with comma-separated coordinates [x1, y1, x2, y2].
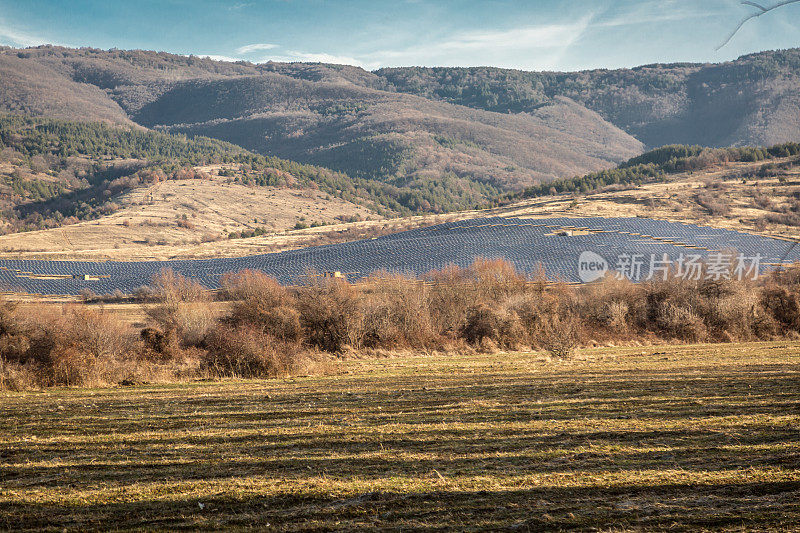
[498, 158, 800, 241]
[0, 342, 798, 531]
[0, 172, 377, 260]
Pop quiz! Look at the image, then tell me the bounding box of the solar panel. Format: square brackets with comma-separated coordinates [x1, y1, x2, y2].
[0, 217, 797, 295]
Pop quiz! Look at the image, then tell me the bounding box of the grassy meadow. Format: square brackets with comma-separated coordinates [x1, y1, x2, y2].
[1, 341, 799, 531]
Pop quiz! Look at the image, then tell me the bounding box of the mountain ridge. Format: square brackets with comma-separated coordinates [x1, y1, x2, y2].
[1, 45, 798, 197]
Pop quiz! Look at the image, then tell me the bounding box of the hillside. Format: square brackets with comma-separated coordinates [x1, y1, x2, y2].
[1, 141, 798, 262]
[0, 46, 643, 194]
[0, 46, 798, 238]
[376, 49, 800, 148]
[0, 114, 507, 222]
[0, 170, 377, 261]
[0, 115, 395, 244]
[2, 46, 799, 201]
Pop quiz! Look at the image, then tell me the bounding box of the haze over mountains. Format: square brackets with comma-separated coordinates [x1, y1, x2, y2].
[1, 46, 799, 195]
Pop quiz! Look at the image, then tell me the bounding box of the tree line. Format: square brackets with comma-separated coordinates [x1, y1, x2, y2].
[504, 142, 800, 201]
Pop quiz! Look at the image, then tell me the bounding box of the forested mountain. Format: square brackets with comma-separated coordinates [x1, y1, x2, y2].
[0, 46, 798, 204]
[376, 49, 800, 148]
[0, 46, 639, 193]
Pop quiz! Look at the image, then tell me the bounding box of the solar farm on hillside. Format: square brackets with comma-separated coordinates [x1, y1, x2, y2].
[1, 217, 798, 295]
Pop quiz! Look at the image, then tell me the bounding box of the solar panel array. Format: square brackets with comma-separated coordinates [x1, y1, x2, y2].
[1, 217, 798, 295]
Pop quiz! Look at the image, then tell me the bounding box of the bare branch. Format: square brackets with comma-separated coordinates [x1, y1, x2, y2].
[740, 1, 769, 12]
[717, 0, 800, 50]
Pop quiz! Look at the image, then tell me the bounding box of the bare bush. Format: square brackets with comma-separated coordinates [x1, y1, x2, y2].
[151, 268, 207, 303]
[537, 314, 580, 358]
[360, 273, 434, 348]
[576, 276, 639, 334]
[295, 277, 364, 352]
[425, 258, 530, 336]
[5, 261, 800, 391]
[203, 325, 300, 378]
[0, 303, 135, 388]
[695, 193, 732, 216]
[654, 302, 708, 342]
[761, 285, 800, 332]
[461, 305, 503, 345]
[425, 265, 476, 335]
[144, 269, 214, 349]
[220, 270, 300, 341]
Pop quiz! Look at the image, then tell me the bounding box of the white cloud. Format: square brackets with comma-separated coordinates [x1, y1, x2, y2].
[595, 0, 721, 28]
[235, 42, 279, 54]
[197, 6, 727, 73]
[0, 19, 62, 47]
[438, 22, 590, 52]
[364, 16, 593, 70]
[245, 17, 591, 71]
[228, 2, 254, 11]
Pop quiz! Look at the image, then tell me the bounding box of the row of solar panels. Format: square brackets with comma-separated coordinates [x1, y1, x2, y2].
[0, 217, 797, 295]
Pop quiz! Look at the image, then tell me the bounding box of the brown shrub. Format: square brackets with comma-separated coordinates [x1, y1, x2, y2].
[503, 293, 550, 346]
[60, 306, 131, 359]
[221, 270, 300, 341]
[145, 269, 215, 348]
[151, 268, 207, 303]
[203, 325, 300, 378]
[0, 360, 38, 391]
[469, 257, 528, 300]
[360, 273, 434, 348]
[5, 262, 800, 391]
[425, 264, 475, 335]
[1, 304, 134, 388]
[653, 301, 708, 342]
[221, 269, 291, 305]
[424, 258, 530, 336]
[295, 277, 364, 352]
[760, 264, 800, 333]
[761, 285, 800, 332]
[537, 314, 580, 358]
[577, 277, 640, 334]
[139, 327, 180, 358]
[461, 305, 503, 345]
[461, 304, 524, 348]
[695, 193, 732, 216]
[641, 277, 706, 341]
[696, 279, 776, 341]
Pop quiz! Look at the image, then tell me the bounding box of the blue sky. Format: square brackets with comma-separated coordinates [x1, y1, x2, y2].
[0, 0, 798, 71]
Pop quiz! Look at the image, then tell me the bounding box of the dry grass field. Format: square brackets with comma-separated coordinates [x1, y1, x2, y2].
[497, 160, 800, 240]
[0, 170, 377, 261]
[1, 341, 798, 531]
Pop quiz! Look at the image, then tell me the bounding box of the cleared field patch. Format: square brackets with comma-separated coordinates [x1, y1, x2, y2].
[499, 159, 800, 241]
[1, 342, 799, 530]
[0, 175, 377, 261]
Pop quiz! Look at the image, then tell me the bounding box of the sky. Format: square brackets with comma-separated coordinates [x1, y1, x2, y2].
[0, 0, 798, 72]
